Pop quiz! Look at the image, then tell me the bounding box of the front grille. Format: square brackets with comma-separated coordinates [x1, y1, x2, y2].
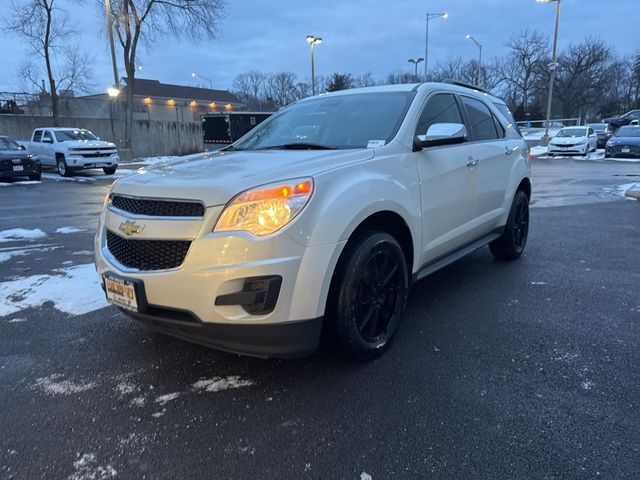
[82, 152, 114, 158]
[111, 195, 205, 217]
[106, 230, 191, 270]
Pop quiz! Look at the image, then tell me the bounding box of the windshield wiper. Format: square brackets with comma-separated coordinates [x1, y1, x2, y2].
[260, 143, 337, 150]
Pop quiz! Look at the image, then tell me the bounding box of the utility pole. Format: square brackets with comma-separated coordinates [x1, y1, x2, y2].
[105, 0, 119, 88]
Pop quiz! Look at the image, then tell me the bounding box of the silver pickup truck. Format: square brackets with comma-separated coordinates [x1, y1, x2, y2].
[20, 128, 119, 176]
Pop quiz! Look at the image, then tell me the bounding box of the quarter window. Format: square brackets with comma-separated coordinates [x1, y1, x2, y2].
[460, 96, 499, 141]
[415, 94, 464, 137]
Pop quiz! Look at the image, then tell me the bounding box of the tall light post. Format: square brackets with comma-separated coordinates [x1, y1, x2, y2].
[306, 35, 322, 95]
[408, 58, 424, 80]
[424, 12, 448, 81]
[537, 0, 561, 145]
[191, 72, 212, 89]
[465, 34, 483, 86]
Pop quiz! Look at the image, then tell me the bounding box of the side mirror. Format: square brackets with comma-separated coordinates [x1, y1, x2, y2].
[19, 145, 26, 150]
[414, 123, 467, 151]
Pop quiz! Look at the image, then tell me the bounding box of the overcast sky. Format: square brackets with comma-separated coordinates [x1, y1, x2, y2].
[0, 0, 637, 94]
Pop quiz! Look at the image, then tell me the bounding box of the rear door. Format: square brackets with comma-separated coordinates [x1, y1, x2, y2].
[30, 130, 43, 158]
[414, 92, 483, 263]
[458, 95, 510, 232]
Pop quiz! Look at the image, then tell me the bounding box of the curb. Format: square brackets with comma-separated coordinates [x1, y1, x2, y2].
[624, 183, 640, 200]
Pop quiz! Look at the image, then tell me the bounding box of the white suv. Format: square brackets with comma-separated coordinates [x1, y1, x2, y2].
[95, 82, 530, 359]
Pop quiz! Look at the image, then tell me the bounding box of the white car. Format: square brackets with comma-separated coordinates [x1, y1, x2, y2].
[95, 82, 531, 359]
[548, 126, 598, 156]
[20, 128, 119, 176]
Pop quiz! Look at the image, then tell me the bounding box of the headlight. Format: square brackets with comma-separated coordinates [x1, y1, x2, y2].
[102, 178, 120, 208]
[214, 178, 314, 236]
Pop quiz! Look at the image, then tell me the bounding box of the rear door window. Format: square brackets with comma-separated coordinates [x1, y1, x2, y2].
[460, 96, 499, 142]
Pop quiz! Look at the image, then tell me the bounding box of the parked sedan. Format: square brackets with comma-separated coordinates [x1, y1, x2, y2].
[605, 125, 640, 159]
[548, 127, 598, 156]
[586, 123, 612, 148]
[0, 135, 42, 181]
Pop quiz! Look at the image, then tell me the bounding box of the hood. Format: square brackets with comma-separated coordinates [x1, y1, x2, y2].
[114, 148, 375, 206]
[0, 150, 33, 160]
[608, 136, 640, 145]
[66, 140, 116, 149]
[552, 136, 587, 145]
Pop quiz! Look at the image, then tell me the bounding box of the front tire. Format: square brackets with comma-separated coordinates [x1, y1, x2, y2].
[57, 157, 71, 177]
[489, 190, 529, 260]
[103, 166, 117, 175]
[329, 231, 409, 360]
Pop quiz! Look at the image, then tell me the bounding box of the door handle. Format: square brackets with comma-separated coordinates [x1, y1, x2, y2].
[466, 158, 479, 168]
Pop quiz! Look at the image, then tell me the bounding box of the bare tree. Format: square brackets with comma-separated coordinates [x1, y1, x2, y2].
[104, 0, 226, 148]
[5, 0, 93, 124]
[353, 72, 377, 88]
[498, 30, 549, 116]
[553, 37, 613, 119]
[384, 71, 416, 85]
[265, 72, 298, 107]
[233, 71, 266, 110]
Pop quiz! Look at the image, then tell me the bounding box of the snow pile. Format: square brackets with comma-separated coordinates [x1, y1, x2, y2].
[155, 392, 181, 405]
[191, 376, 255, 393]
[0, 228, 47, 243]
[529, 146, 548, 157]
[0, 263, 108, 316]
[0, 180, 41, 187]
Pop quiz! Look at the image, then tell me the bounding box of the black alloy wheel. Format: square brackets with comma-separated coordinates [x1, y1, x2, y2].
[330, 231, 409, 359]
[489, 190, 529, 260]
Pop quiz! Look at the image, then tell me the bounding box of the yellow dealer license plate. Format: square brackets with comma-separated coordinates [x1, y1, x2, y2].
[104, 274, 138, 312]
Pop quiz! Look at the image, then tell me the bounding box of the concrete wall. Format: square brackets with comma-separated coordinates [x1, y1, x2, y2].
[0, 114, 203, 158]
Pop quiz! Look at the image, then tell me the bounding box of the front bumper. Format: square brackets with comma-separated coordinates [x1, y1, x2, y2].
[95, 202, 342, 358]
[67, 154, 119, 169]
[548, 144, 588, 155]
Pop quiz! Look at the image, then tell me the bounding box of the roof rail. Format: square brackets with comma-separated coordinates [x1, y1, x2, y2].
[442, 79, 491, 95]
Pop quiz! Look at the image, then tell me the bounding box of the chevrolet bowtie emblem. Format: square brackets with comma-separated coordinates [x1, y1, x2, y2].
[119, 220, 145, 236]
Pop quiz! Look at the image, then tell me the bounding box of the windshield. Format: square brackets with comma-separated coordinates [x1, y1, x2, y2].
[54, 130, 98, 142]
[0, 137, 21, 150]
[615, 126, 640, 137]
[233, 92, 416, 150]
[556, 128, 587, 138]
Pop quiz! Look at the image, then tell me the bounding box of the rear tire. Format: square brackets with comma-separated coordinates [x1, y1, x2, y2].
[328, 231, 409, 360]
[57, 157, 71, 177]
[103, 166, 117, 175]
[489, 190, 529, 261]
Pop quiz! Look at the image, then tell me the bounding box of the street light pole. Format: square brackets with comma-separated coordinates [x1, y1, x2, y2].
[105, 0, 119, 88]
[465, 34, 483, 85]
[191, 72, 212, 89]
[306, 35, 323, 96]
[538, 0, 561, 145]
[424, 12, 448, 81]
[408, 58, 424, 80]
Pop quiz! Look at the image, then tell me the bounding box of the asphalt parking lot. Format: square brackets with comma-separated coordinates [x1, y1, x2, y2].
[1, 158, 639, 479]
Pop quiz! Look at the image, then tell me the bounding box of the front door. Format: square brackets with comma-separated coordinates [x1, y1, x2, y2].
[414, 93, 481, 263]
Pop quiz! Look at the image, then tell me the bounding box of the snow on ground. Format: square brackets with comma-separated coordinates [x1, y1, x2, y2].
[55, 226, 85, 234]
[35, 374, 97, 395]
[0, 180, 41, 187]
[0, 228, 47, 243]
[617, 183, 639, 199]
[69, 453, 117, 480]
[41, 173, 97, 183]
[191, 376, 255, 393]
[0, 244, 61, 263]
[0, 263, 108, 316]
